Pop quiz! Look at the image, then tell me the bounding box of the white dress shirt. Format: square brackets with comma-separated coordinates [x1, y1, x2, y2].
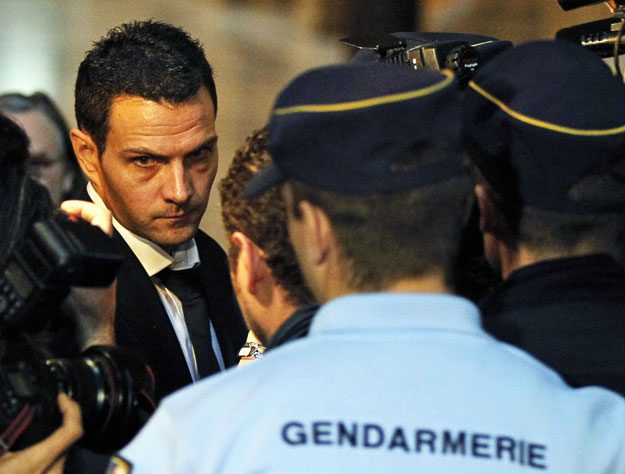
[87, 183, 224, 382]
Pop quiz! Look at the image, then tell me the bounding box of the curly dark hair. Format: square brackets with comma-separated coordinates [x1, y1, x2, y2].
[219, 128, 315, 308]
[74, 19, 217, 153]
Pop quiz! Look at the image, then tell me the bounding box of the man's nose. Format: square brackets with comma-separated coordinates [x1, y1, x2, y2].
[163, 161, 193, 204]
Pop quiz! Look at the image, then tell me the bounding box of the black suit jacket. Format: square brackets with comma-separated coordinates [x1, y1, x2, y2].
[114, 230, 246, 402]
[481, 254, 625, 397]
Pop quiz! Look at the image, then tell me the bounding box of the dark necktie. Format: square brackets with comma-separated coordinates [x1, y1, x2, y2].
[158, 268, 221, 378]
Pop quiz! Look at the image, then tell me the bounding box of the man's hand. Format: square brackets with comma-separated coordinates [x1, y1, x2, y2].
[0, 393, 83, 474]
[60, 200, 113, 236]
[60, 200, 117, 348]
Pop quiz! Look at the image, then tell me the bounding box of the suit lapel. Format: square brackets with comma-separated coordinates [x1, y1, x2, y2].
[195, 234, 246, 368]
[113, 234, 192, 399]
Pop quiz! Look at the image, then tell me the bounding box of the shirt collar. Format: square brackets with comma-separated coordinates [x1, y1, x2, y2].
[266, 304, 319, 350]
[87, 182, 200, 276]
[309, 293, 482, 337]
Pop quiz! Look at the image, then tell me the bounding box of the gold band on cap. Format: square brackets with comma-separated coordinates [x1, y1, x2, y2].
[468, 80, 625, 136]
[274, 70, 455, 116]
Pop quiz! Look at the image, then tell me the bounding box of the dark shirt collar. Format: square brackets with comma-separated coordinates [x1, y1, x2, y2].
[506, 254, 623, 284]
[266, 304, 319, 350]
[481, 254, 625, 314]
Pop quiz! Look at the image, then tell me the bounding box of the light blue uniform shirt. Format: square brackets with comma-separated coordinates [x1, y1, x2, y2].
[121, 293, 625, 473]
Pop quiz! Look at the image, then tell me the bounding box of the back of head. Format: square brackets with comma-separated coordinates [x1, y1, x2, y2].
[0, 114, 52, 263]
[245, 63, 472, 291]
[219, 127, 314, 307]
[74, 20, 217, 152]
[464, 40, 625, 256]
[0, 92, 85, 201]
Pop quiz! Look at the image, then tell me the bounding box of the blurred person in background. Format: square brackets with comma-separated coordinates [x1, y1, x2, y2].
[0, 92, 86, 206]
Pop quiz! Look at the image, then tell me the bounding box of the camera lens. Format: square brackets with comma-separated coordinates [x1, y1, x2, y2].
[1, 337, 154, 453]
[46, 345, 155, 452]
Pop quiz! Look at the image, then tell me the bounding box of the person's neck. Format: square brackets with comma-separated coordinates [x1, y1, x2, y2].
[499, 245, 534, 279]
[500, 243, 605, 279]
[329, 273, 450, 301]
[385, 274, 449, 294]
[266, 300, 301, 342]
[255, 283, 302, 344]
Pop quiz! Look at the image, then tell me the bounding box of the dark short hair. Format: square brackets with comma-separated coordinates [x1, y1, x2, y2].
[289, 172, 473, 292]
[519, 206, 625, 258]
[219, 128, 315, 307]
[0, 92, 86, 200]
[74, 20, 217, 152]
[471, 161, 625, 257]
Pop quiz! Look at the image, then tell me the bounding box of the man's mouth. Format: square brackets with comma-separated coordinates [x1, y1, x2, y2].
[158, 210, 196, 222]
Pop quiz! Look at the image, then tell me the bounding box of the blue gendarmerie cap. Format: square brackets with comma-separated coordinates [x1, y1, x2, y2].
[244, 62, 465, 197]
[464, 40, 625, 214]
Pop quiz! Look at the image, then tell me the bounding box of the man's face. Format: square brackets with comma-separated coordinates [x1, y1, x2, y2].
[93, 87, 218, 247]
[11, 110, 71, 206]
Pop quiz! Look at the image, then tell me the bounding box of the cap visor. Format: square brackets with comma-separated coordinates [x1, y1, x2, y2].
[243, 162, 287, 198]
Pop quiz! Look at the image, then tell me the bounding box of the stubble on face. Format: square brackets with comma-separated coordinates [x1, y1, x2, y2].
[94, 88, 218, 247]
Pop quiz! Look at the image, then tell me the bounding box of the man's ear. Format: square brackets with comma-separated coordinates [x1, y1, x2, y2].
[230, 231, 267, 294]
[70, 129, 101, 187]
[474, 184, 507, 239]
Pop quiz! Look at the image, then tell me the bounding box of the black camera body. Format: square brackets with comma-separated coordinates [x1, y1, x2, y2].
[556, 0, 625, 57]
[557, 0, 625, 11]
[0, 214, 155, 454]
[0, 213, 122, 332]
[342, 32, 512, 85]
[343, 35, 479, 80]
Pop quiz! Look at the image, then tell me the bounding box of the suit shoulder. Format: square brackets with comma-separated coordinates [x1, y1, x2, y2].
[195, 231, 231, 273]
[195, 230, 227, 258]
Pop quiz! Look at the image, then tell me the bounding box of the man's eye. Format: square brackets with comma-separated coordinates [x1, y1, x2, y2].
[29, 158, 55, 169]
[189, 146, 213, 160]
[29, 161, 51, 169]
[134, 156, 154, 166]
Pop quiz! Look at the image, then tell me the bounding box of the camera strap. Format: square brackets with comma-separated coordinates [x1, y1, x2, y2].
[0, 403, 36, 456]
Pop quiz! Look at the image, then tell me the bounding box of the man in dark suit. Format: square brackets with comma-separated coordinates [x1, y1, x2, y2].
[69, 20, 246, 402]
[463, 40, 625, 396]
